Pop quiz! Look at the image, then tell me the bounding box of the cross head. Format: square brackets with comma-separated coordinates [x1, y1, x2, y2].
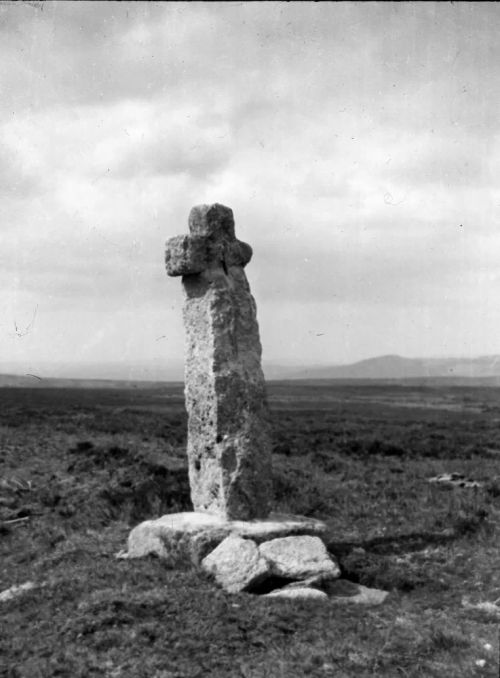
[165, 204, 252, 278]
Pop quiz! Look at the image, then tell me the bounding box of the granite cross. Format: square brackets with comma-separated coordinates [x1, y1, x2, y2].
[165, 204, 272, 520]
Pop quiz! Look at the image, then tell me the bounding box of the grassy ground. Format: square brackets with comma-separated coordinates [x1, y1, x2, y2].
[1, 382, 500, 677]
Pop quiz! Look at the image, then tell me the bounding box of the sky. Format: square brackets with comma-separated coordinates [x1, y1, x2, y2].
[2, 1, 500, 379]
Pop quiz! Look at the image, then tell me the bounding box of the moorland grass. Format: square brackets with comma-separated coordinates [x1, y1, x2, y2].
[1, 383, 500, 676]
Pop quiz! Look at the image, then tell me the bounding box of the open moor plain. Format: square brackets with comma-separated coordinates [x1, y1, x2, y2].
[1, 380, 500, 677]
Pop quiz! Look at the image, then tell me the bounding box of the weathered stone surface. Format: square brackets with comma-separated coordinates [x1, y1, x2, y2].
[264, 586, 328, 601]
[259, 535, 340, 580]
[126, 511, 328, 561]
[264, 580, 387, 604]
[189, 528, 231, 566]
[322, 579, 389, 605]
[229, 513, 327, 542]
[127, 512, 226, 561]
[201, 536, 270, 593]
[165, 235, 209, 276]
[165, 203, 272, 520]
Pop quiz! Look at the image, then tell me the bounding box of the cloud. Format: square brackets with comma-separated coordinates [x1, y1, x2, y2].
[2, 2, 500, 367]
[2, 97, 233, 187]
[3, 2, 500, 128]
[383, 133, 493, 189]
[112, 115, 232, 180]
[0, 134, 44, 197]
[248, 219, 498, 309]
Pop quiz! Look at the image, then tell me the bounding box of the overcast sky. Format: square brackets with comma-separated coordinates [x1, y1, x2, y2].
[2, 1, 500, 377]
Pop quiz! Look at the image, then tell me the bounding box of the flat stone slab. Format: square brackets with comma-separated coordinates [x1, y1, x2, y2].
[126, 512, 328, 561]
[259, 535, 340, 580]
[263, 581, 387, 604]
[202, 536, 270, 593]
[231, 513, 327, 541]
[265, 586, 328, 601]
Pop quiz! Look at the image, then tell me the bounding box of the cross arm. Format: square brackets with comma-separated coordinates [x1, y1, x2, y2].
[165, 235, 209, 277]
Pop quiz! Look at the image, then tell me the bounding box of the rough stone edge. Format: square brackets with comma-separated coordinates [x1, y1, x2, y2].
[258, 535, 341, 580]
[201, 536, 270, 593]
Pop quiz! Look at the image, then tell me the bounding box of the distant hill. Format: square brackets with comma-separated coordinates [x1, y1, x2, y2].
[0, 360, 184, 384]
[0, 373, 171, 390]
[288, 354, 500, 380]
[2, 355, 500, 387]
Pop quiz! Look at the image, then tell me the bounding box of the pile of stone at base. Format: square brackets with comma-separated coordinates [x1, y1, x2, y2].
[124, 512, 388, 604]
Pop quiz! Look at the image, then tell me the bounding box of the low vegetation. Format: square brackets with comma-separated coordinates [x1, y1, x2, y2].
[1, 382, 500, 676]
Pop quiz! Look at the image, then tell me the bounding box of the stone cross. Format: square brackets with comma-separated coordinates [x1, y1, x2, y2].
[165, 204, 273, 521]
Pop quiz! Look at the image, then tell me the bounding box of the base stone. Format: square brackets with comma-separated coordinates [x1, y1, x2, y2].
[126, 511, 328, 564]
[200, 533, 340, 593]
[124, 512, 388, 605]
[259, 535, 340, 580]
[201, 536, 270, 593]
